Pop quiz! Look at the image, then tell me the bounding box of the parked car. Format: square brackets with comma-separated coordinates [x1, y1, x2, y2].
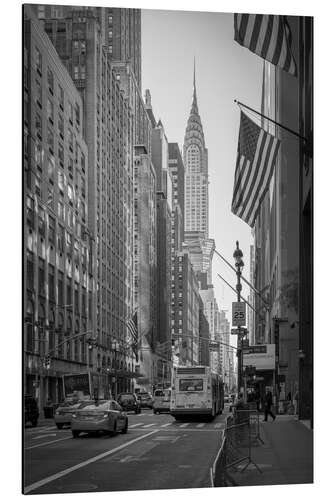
[153, 389, 171, 414]
[71, 400, 128, 438]
[24, 395, 39, 427]
[137, 392, 154, 409]
[54, 398, 86, 429]
[117, 393, 141, 414]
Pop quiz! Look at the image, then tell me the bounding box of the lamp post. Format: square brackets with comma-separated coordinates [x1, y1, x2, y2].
[111, 341, 119, 400]
[233, 241, 244, 396]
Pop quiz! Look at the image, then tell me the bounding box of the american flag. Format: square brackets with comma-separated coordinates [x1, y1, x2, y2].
[127, 311, 138, 361]
[231, 112, 280, 227]
[234, 14, 297, 76]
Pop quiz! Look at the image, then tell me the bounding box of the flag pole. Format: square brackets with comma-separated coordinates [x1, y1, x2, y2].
[234, 99, 308, 143]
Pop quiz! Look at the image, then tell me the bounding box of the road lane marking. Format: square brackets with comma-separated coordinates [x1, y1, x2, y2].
[32, 434, 57, 440]
[129, 423, 142, 428]
[25, 437, 72, 450]
[160, 423, 172, 428]
[179, 423, 189, 428]
[196, 423, 205, 428]
[142, 423, 156, 428]
[24, 430, 158, 494]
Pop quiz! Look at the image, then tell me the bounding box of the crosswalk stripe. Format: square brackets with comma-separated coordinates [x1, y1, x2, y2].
[161, 423, 172, 428]
[196, 423, 205, 428]
[179, 423, 189, 428]
[129, 423, 142, 428]
[142, 423, 156, 428]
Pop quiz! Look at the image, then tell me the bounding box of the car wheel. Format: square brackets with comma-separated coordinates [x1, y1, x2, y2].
[56, 423, 64, 430]
[121, 419, 128, 434]
[31, 418, 38, 427]
[72, 430, 80, 438]
[109, 421, 117, 437]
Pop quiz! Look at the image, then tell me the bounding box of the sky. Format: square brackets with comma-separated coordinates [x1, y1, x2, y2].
[141, 8, 263, 335]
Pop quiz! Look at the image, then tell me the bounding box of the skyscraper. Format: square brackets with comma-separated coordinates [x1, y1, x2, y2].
[183, 61, 215, 285]
[184, 60, 208, 237]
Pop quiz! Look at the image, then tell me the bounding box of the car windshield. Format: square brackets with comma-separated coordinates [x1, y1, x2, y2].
[59, 400, 80, 407]
[119, 395, 134, 401]
[78, 401, 110, 410]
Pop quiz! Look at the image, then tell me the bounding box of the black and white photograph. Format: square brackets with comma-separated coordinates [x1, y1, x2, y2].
[21, 0, 315, 496]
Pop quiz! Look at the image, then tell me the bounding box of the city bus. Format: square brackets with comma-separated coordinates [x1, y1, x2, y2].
[170, 366, 224, 420]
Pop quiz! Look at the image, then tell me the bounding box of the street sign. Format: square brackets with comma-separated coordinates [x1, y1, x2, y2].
[231, 327, 248, 335]
[232, 302, 246, 326]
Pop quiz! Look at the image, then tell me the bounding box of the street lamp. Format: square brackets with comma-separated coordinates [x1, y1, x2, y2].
[233, 241, 245, 396]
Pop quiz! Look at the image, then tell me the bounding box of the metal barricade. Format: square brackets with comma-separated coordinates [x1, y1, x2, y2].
[212, 412, 263, 486]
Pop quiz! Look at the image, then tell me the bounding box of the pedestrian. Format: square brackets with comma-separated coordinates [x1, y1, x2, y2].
[264, 389, 276, 421]
[293, 390, 299, 415]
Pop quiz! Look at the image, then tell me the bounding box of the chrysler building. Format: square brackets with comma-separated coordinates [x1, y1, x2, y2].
[183, 61, 215, 284]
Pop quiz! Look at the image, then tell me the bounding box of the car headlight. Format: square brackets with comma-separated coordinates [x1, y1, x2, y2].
[55, 411, 60, 415]
[72, 413, 77, 418]
[103, 413, 109, 418]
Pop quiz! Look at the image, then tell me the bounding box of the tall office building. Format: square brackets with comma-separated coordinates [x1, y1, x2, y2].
[24, 8, 92, 407]
[183, 62, 215, 285]
[37, 5, 139, 395]
[184, 62, 208, 236]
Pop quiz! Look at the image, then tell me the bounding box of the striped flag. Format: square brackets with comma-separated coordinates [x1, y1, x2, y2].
[234, 14, 297, 76]
[127, 311, 138, 361]
[231, 112, 280, 227]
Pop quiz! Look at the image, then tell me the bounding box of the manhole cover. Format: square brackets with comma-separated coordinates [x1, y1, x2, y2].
[56, 483, 99, 492]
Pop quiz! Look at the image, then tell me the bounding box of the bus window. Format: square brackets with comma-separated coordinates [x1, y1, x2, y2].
[179, 379, 203, 391]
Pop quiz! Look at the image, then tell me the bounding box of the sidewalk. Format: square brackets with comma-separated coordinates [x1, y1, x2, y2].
[227, 415, 313, 487]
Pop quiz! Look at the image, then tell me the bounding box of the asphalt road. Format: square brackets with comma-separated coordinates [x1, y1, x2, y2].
[23, 408, 228, 494]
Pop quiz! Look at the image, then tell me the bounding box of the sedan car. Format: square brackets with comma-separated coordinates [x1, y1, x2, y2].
[54, 398, 85, 429]
[137, 392, 154, 409]
[117, 393, 141, 414]
[71, 400, 128, 438]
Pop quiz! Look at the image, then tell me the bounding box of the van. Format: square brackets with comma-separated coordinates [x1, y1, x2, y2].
[153, 388, 171, 414]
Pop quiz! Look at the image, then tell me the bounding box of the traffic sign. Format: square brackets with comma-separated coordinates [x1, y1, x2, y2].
[231, 327, 247, 335]
[232, 302, 246, 326]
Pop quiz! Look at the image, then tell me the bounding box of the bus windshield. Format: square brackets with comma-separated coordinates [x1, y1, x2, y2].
[179, 379, 203, 391]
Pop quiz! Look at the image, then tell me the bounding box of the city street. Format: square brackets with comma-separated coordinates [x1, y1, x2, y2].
[24, 408, 228, 494]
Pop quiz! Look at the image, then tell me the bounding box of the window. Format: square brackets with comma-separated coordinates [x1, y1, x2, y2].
[58, 113, 64, 137]
[35, 47, 42, 74]
[38, 258, 45, 296]
[48, 264, 55, 301]
[47, 98, 54, 123]
[68, 129, 73, 151]
[68, 157, 73, 177]
[38, 209, 45, 236]
[69, 102, 74, 124]
[58, 171, 64, 192]
[27, 197, 35, 229]
[75, 103, 80, 126]
[35, 112, 42, 139]
[57, 272, 64, 308]
[36, 79, 42, 107]
[73, 65, 79, 80]
[47, 67, 54, 93]
[48, 215, 55, 245]
[58, 226, 65, 253]
[67, 184, 74, 203]
[58, 84, 64, 109]
[179, 379, 203, 392]
[35, 140, 42, 170]
[58, 200, 64, 221]
[58, 143, 64, 166]
[47, 127, 54, 152]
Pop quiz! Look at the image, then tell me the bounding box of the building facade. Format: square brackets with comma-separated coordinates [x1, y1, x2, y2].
[24, 11, 92, 408]
[133, 145, 157, 391]
[36, 5, 140, 395]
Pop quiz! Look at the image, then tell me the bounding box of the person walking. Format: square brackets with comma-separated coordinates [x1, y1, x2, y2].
[264, 389, 276, 421]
